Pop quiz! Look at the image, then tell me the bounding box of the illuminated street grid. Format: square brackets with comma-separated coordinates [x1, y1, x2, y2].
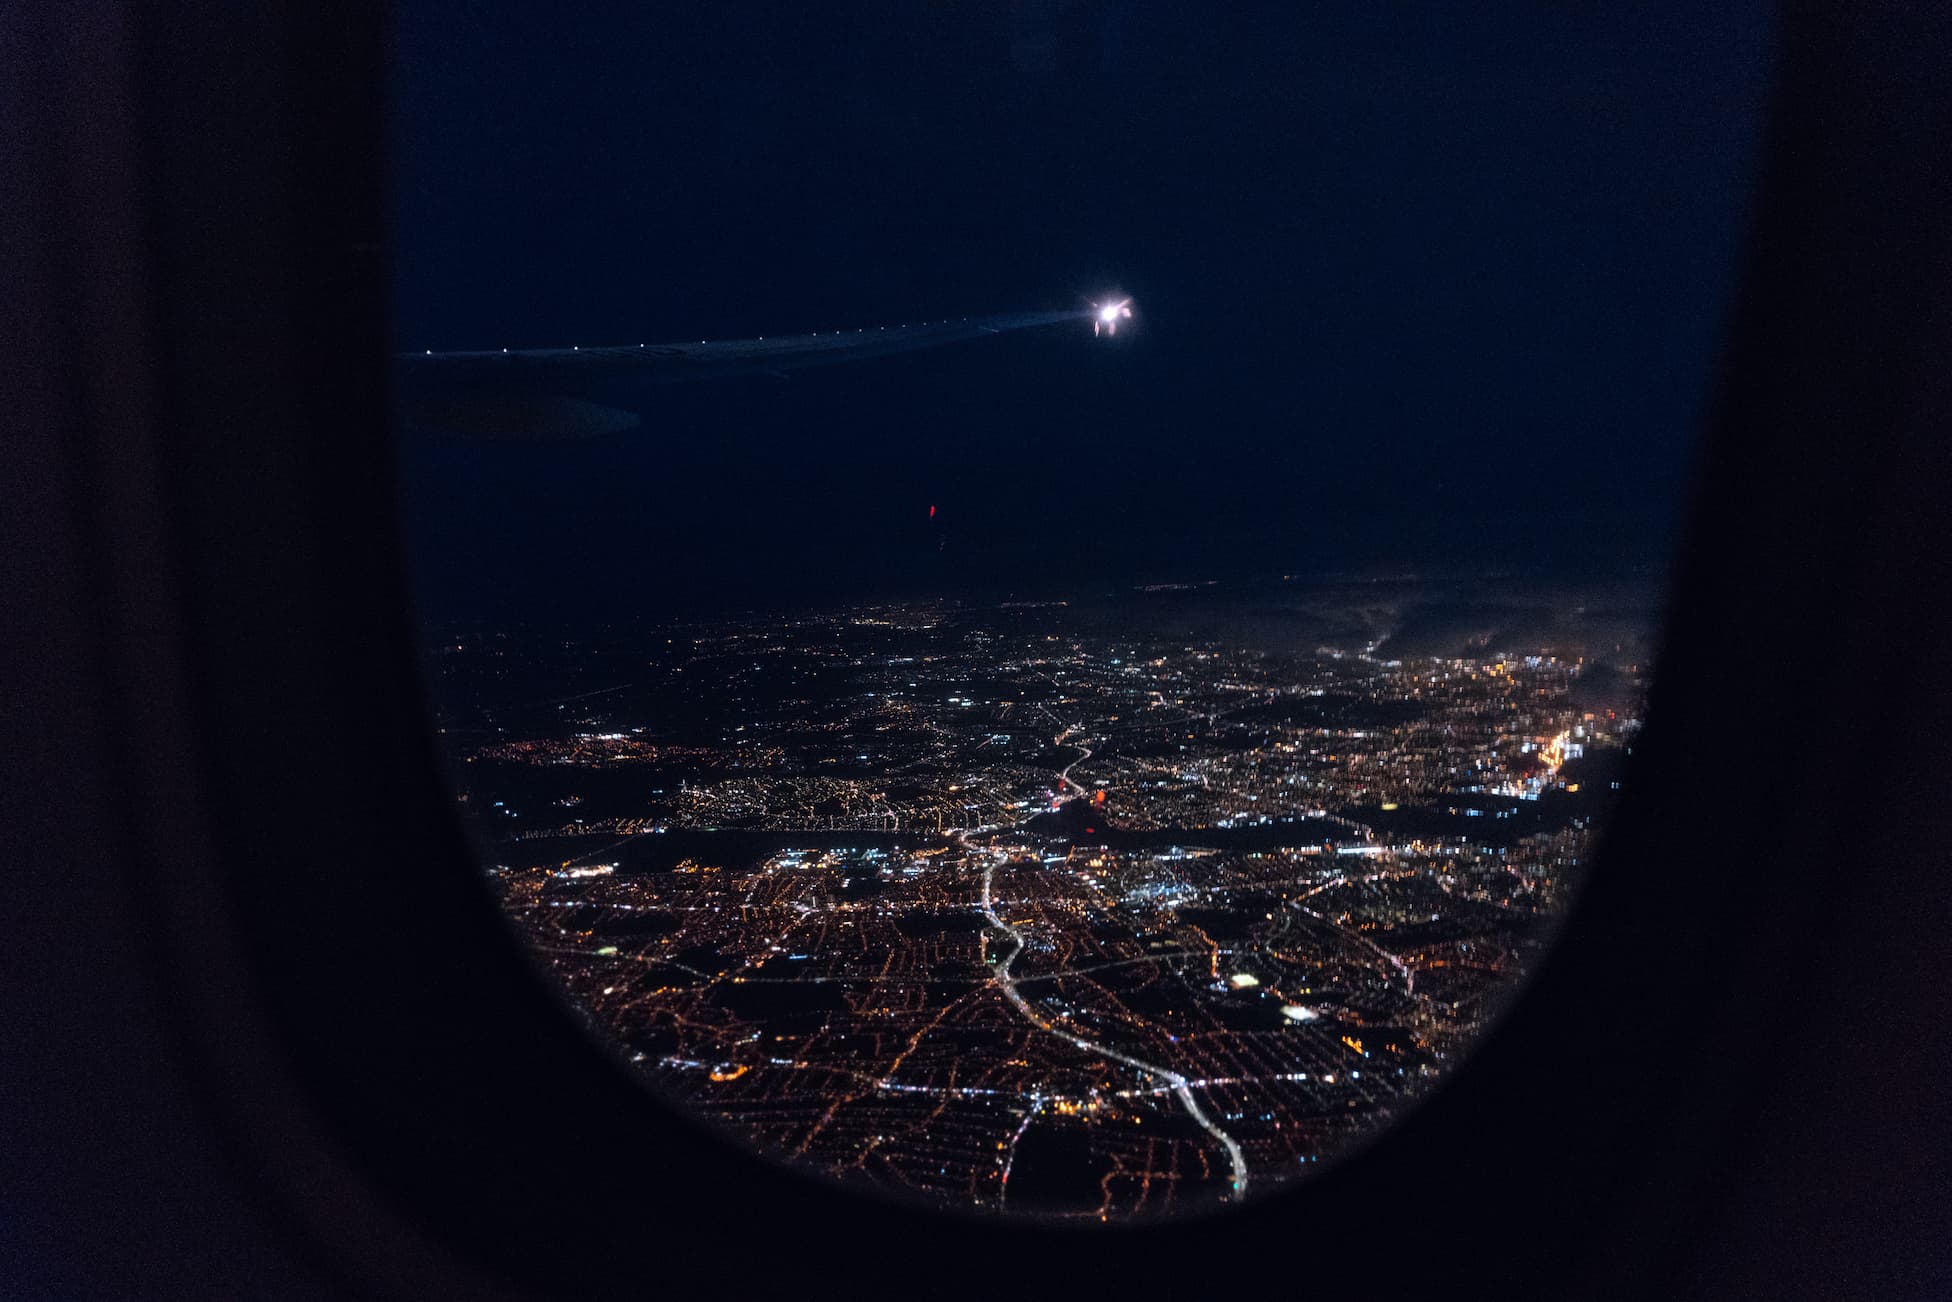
[443, 600, 1639, 1219]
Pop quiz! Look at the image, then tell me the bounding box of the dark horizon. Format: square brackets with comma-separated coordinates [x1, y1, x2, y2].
[390, 4, 1775, 625]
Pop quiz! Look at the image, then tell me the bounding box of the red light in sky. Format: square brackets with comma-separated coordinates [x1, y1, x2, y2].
[928, 504, 936, 519]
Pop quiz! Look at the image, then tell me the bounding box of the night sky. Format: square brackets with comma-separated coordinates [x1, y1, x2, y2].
[389, 3, 1776, 623]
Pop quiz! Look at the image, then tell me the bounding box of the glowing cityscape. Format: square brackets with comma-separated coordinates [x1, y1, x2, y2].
[438, 586, 1642, 1219]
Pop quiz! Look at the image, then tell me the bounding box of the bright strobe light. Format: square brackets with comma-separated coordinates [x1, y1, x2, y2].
[1094, 298, 1133, 337]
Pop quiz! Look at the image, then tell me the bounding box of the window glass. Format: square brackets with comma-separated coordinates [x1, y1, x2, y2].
[391, 4, 1774, 1219]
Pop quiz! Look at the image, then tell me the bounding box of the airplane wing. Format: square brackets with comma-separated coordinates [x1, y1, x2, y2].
[394, 307, 1090, 437]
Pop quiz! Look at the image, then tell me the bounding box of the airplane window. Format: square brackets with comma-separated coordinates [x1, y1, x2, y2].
[388, 4, 1774, 1220]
